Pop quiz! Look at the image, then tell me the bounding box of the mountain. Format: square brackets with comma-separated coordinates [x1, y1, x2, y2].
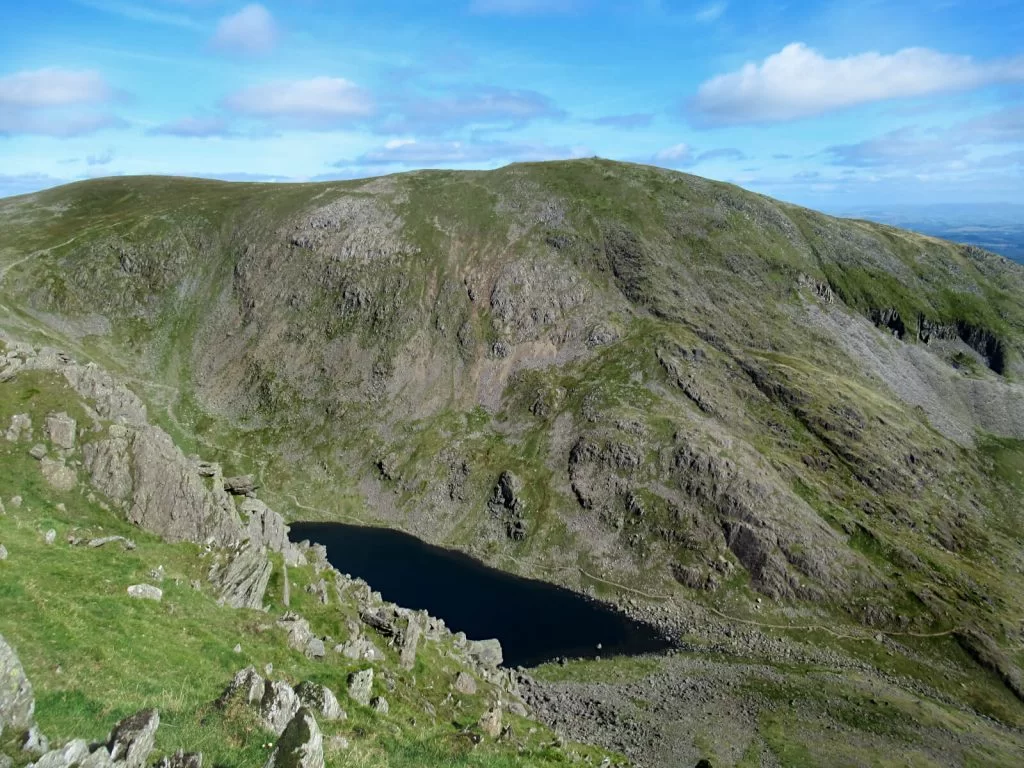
[2, 158, 1024, 766]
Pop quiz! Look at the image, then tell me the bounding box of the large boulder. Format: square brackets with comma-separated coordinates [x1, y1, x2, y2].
[294, 682, 344, 722]
[209, 542, 272, 610]
[467, 638, 503, 669]
[260, 681, 301, 737]
[347, 669, 374, 707]
[0, 634, 35, 734]
[44, 412, 76, 450]
[262, 708, 324, 768]
[106, 709, 159, 768]
[31, 739, 89, 768]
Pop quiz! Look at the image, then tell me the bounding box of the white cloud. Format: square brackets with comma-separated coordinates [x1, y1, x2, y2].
[654, 143, 693, 163]
[0, 68, 115, 108]
[695, 2, 726, 23]
[212, 4, 278, 55]
[222, 77, 374, 124]
[344, 139, 586, 167]
[148, 115, 233, 137]
[690, 43, 1024, 125]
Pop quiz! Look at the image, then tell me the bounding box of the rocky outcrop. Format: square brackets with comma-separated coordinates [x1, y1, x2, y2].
[262, 708, 324, 768]
[106, 709, 160, 768]
[208, 542, 272, 610]
[918, 316, 1007, 374]
[487, 471, 528, 541]
[31, 739, 89, 768]
[223, 475, 257, 496]
[260, 681, 301, 736]
[217, 667, 264, 708]
[0, 634, 35, 735]
[347, 669, 374, 707]
[467, 639, 503, 669]
[294, 682, 344, 722]
[43, 412, 76, 450]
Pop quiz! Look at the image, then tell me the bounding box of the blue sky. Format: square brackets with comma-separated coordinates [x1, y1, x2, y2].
[1, 0, 1022, 208]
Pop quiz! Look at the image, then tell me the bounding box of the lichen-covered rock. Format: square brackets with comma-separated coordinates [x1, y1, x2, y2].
[0, 634, 35, 733]
[209, 542, 272, 610]
[217, 667, 264, 708]
[454, 672, 477, 695]
[30, 739, 89, 768]
[106, 709, 159, 768]
[260, 681, 300, 736]
[44, 412, 76, 450]
[478, 706, 503, 738]
[40, 458, 76, 492]
[262, 708, 324, 768]
[347, 669, 373, 706]
[294, 682, 344, 721]
[126, 584, 162, 601]
[467, 638, 503, 669]
[153, 750, 203, 768]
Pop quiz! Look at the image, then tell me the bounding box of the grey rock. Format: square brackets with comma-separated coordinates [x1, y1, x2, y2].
[153, 750, 203, 768]
[399, 616, 422, 671]
[30, 444, 48, 460]
[106, 709, 159, 768]
[217, 667, 264, 708]
[44, 412, 77, 450]
[77, 748, 114, 768]
[31, 739, 89, 768]
[262, 708, 324, 768]
[304, 579, 329, 606]
[294, 681, 344, 721]
[467, 638, 503, 668]
[454, 672, 477, 695]
[126, 584, 162, 601]
[337, 637, 384, 662]
[305, 638, 325, 660]
[371, 696, 389, 714]
[347, 669, 374, 706]
[275, 613, 314, 652]
[0, 544, 7, 560]
[223, 475, 257, 496]
[87, 536, 135, 550]
[239, 498, 289, 553]
[478, 706, 503, 738]
[22, 725, 49, 754]
[8, 496, 21, 508]
[260, 680, 300, 736]
[44, 529, 57, 545]
[209, 542, 272, 610]
[40, 458, 76, 492]
[5, 414, 31, 442]
[0, 755, 11, 768]
[0, 634, 36, 732]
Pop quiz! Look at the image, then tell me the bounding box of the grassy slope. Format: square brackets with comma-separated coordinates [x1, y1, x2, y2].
[0, 366, 616, 767]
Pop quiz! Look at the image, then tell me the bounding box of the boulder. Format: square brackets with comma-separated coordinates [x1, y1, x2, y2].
[22, 725, 49, 754]
[87, 536, 135, 550]
[275, 613, 314, 652]
[371, 697, 389, 715]
[336, 637, 384, 662]
[295, 682, 344, 721]
[5, 414, 31, 442]
[77, 748, 114, 768]
[153, 751, 203, 768]
[0, 544, 7, 561]
[31, 739, 89, 768]
[209, 542, 272, 610]
[399, 616, 422, 671]
[40, 458, 76, 492]
[453, 672, 477, 695]
[217, 667, 264, 708]
[347, 669, 374, 707]
[478, 706, 503, 738]
[467, 639, 503, 669]
[262, 708, 324, 768]
[223, 475, 257, 496]
[260, 681, 300, 737]
[44, 529, 57, 545]
[44, 413, 76, 450]
[106, 709, 159, 768]
[0, 634, 35, 732]
[304, 638, 325, 660]
[30, 444, 48, 460]
[239, 499, 289, 553]
[126, 585, 162, 601]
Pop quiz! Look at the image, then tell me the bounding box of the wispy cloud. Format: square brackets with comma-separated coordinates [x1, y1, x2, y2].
[0, 68, 125, 137]
[587, 113, 654, 129]
[380, 85, 565, 134]
[87, 148, 115, 166]
[212, 4, 278, 55]
[148, 116, 234, 137]
[651, 143, 745, 167]
[222, 77, 374, 127]
[75, 0, 203, 30]
[689, 43, 1024, 125]
[694, 2, 727, 23]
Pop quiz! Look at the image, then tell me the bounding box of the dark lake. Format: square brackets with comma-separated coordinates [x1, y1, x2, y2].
[289, 522, 674, 668]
